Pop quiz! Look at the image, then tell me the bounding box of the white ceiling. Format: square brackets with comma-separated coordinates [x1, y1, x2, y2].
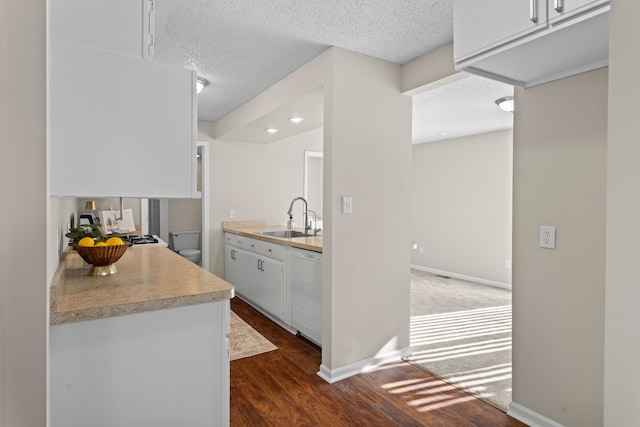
[412, 75, 513, 144]
[152, 0, 513, 144]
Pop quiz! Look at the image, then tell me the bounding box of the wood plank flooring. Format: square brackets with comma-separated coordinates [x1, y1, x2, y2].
[230, 297, 525, 427]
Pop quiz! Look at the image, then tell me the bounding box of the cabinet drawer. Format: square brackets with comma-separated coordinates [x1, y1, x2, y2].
[224, 233, 247, 249]
[247, 238, 284, 261]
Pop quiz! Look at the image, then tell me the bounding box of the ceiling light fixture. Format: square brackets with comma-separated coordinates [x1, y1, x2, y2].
[265, 128, 279, 134]
[196, 77, 208, 94]
[289, 116, 304, 124]
[495, 96, 514, 113]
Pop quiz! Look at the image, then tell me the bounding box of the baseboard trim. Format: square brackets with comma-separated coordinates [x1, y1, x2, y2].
[317, 347, 412, 384]
[411, 265, 512, 290]
[508, 402, 565, 427]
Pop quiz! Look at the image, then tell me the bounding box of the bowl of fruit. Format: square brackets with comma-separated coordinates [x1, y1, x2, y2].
[67, 225, 131, 276]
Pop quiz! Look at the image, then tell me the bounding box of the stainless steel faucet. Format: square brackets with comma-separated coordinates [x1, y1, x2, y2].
[287, 197, 309, 234]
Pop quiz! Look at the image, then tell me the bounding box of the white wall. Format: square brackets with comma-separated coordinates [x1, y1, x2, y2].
[0, 1, 47, 425]
[604, 1, 640, 425]
[168, 198, 202, 234]
[411, 130, 513, 285]
[512, 68, 607, 426]
[324, 48, 412, 370]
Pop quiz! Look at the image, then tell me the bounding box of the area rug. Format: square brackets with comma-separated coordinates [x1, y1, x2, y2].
[229, 311, 277, 361]
[406, 270, 512, 412]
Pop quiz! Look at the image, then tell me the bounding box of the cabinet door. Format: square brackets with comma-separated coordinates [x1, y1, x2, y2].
[454, 0, 547, 61]
[243, 252, 262, 305]
[50, 41, 196, 198]
[258, 257, 284, 320]
[224, 246, 246, 297]
[548, 0, 608, 24]
[49, 0, 148, 59]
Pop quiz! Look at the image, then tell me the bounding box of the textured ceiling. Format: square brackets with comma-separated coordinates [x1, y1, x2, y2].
[152, 0, 512, 144]
[412, 75, 514, 144]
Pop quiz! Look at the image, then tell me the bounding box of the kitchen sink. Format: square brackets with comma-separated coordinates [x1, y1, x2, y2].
[258, 230, 313, 238]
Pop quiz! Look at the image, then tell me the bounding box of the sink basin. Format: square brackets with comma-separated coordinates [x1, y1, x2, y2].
[259, 230, 313, 238]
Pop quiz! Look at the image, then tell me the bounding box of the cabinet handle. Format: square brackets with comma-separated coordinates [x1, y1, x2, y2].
[554, 0, 563, 13]
[257, 259, 261, 271]
[231, 249, 236, 261]
[530, 0, 538, 23]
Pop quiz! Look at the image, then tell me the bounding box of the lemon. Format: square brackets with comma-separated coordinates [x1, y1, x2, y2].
[77, 237, 95, 247]
[106, 237, 125, 246]
[95, 241, 107, 247]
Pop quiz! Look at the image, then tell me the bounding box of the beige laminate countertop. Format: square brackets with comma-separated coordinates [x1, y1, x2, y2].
[222, 220, 323, 253]
[50, 246, 234, 325]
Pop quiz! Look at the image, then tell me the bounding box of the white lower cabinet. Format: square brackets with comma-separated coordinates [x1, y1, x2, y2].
[246, 252, 284, 319]
[50, 301, 229, 427]
[224, 233, 285, 323]
[224, 245, 247, 297]
[224, 233, 323, 345]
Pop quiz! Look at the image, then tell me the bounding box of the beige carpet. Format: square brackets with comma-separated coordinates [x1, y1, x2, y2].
[407, 270, 512, 412]
[229, 311, 277, 361]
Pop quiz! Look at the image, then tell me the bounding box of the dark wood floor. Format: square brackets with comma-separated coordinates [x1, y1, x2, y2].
[230, 298, 525, 427]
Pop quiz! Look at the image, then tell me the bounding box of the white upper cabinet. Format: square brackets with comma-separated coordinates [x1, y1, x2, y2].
[548, 0, 608, 24]
[453, 0, 548, 62]
[453, 0, 610, 88]
[49, 40, 196, 198]
[49, 0, 155, 59]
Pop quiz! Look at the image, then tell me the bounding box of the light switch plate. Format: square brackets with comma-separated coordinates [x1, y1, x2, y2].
[342, 196, 352, 214]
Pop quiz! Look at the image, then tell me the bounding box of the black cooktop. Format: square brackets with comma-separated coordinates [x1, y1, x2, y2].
[120, 235, 159, 245]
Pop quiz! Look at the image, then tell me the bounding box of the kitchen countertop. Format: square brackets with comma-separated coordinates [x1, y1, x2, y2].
[222, 220, 323, 253]
[50, 246, 234, 325]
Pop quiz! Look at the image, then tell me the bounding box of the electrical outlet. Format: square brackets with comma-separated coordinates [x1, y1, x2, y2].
[539, 225, 556, 249]
[228, 209, 235, 219]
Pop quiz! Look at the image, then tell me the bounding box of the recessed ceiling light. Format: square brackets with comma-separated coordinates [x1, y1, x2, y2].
[289, 116, 304, 124]
[265, 128, 279, 134]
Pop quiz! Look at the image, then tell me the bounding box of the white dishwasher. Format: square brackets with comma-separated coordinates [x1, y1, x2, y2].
[289, 247, 322, 346]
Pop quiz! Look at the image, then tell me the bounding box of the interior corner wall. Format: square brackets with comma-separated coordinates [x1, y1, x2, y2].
[0, 1, 47, 426]
[512, 68, 607, 426]
[410, 130, 513, 285]
[324, 48, 412, 369]
[604, 1, 640, 425]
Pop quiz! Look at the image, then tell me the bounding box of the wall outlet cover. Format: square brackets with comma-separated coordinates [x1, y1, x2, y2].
[539, 225, 556, 249]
